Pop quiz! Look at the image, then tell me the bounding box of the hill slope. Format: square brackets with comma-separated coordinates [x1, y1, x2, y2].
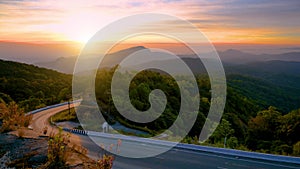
[0, 59, 72, 111]
[1, 59, 300, 155]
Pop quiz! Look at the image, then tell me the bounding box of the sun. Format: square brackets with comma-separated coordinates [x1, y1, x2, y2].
[55, 12, 100, 44]
[73, 33, 93, 44]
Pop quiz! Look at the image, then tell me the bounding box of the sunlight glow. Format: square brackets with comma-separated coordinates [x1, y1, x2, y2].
[0, 0, 299, 45]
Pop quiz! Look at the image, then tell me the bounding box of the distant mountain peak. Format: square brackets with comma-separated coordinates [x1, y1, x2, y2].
[114, 46, 147, 54]
[131, 46, 146, 50]
[56, 57, 66, 61]
[223, 49, 249, 54]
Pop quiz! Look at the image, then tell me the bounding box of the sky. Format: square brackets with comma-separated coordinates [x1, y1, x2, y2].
[0, 0, 300, 60]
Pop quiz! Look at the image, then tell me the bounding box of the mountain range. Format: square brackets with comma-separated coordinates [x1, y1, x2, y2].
[2, 45, 300, 112]
[34, 46, 300, 74]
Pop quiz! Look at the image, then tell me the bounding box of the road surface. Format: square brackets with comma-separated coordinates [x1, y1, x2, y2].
[79, 136, 300, 169]
[30, 104, 300, 169]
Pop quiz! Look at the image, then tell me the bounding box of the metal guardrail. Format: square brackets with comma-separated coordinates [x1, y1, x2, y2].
[26, 99, 82, 116]
[63, 128, 88, 135]
[82, 130, 300, 166]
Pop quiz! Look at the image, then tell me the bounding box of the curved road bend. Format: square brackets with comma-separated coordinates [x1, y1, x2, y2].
[30, 105, 300, 169]
[30, 103, 78, 135]
[30, 103, 84, 145]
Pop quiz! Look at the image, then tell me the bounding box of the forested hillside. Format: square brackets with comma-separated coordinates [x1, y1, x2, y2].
[0, 59, 300, 156]
[0, 59, 72, 112]
[95, 68, 300, 156]
[227, 74, 300, 112]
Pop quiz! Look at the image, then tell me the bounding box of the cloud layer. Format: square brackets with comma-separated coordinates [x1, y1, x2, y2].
[0, 0, 299, 44]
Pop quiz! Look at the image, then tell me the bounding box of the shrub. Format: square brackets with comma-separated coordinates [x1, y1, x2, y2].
[46, 128, 70, 168]
[293, 141, 300, 156]
[0, 102, 32, 132]
[227, 137, 239, 149]
[94, 140, 122, 169]
[275, 144, 292, 155]
[96, 155, 114, 169]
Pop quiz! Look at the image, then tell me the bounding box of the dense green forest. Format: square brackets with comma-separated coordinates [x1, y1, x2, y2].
[95, 67, 300, 156]
[0, 59, 300, 156]
[0, 59, 72, 112]
[226, 72, 300, 113]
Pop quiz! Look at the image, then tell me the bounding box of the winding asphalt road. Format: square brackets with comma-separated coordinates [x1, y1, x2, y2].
[30, 104, 300, 169]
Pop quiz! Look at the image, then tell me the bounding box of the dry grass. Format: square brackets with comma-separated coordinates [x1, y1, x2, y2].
[51, 108, 77, 123]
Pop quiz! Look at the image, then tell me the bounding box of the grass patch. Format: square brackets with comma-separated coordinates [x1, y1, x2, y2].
[116, 117, 154, 136]
[51, 108, 78, 123]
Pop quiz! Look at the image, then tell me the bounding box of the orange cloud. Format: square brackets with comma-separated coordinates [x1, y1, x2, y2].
[0, 0, 299, 46]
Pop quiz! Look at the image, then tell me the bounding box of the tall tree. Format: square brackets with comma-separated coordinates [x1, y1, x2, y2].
[246, 106, 281, 150]
[213, 119, 234, 148]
